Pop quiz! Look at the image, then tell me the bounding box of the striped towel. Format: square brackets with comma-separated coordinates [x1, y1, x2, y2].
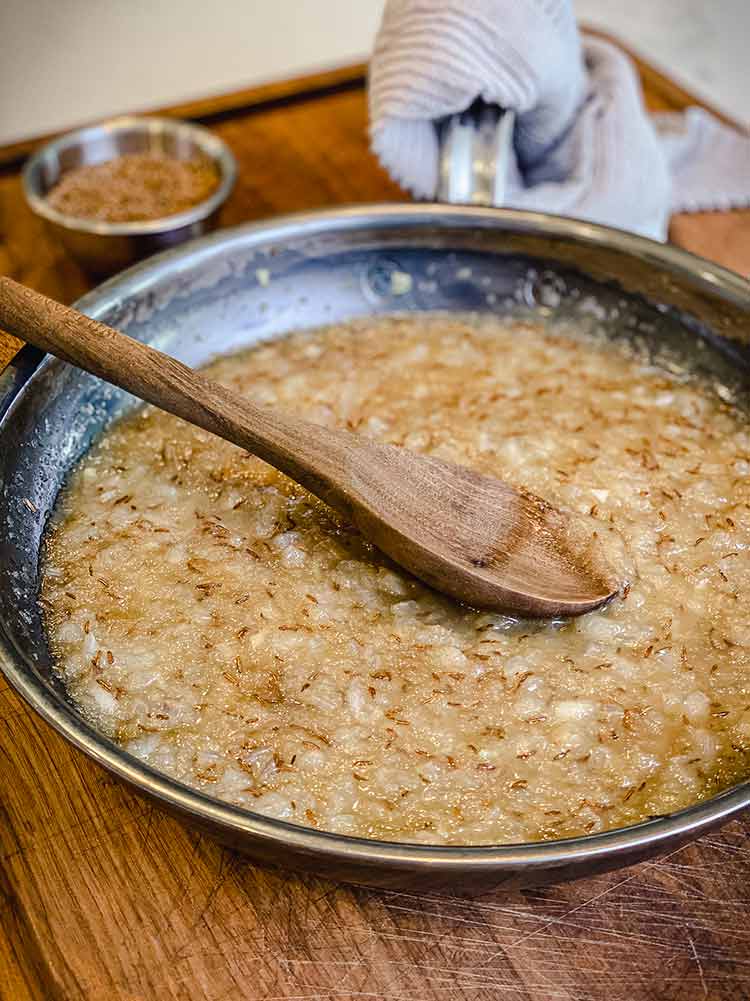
[369, 0, 750, 240]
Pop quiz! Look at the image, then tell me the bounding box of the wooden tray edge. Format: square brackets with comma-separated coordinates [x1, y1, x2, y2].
[0, 62, 368, 170]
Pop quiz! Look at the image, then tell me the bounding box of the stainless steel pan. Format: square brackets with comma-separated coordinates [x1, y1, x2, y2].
[1, 204, 749, 890]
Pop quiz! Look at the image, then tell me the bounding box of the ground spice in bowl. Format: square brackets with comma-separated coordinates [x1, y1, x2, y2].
[46, 152, 220, 223]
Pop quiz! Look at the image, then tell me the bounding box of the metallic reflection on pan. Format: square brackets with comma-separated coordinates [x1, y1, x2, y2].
[1, 205, 749, 890]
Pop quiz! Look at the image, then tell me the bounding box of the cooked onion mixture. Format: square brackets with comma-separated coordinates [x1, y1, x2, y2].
[42, 315, 750, 844]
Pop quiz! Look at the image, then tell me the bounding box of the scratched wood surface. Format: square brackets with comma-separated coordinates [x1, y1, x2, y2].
[1, 48, 750, 1001]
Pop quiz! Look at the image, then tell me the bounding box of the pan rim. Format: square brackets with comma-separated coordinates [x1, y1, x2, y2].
[2, 202, 749, 875]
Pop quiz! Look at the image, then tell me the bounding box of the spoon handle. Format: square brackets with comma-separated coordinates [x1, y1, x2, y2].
[0, 276, 356, 515]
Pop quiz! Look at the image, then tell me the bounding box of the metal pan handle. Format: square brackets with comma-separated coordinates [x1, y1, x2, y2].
[436, 102, 515, 207]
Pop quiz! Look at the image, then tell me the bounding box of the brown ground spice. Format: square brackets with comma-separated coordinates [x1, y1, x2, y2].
[46, 153, 219, 223]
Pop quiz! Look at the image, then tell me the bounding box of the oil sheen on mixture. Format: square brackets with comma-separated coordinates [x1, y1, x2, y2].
[42, 314, 750, 845]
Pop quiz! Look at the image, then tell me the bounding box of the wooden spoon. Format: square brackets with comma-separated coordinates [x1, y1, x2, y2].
[0, 276, 618, 618]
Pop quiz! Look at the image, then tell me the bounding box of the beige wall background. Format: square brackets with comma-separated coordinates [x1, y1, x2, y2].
[0, 0, 386, 145]
[1, 0, 748, 147]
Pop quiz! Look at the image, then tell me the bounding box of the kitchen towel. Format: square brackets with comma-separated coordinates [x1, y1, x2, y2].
[369, 0, 750, 240]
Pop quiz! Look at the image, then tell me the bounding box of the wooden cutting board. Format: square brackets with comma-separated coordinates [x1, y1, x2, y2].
[1, 43, 749, 1001]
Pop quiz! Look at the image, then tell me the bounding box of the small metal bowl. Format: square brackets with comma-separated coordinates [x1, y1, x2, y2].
[22, 116, 237, 275]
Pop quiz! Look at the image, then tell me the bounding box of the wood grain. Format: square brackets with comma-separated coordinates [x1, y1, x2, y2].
[1, 52, 750, 1001]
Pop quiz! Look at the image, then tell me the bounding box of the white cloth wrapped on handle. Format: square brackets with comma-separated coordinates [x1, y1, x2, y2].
[369, 0, 750, 240]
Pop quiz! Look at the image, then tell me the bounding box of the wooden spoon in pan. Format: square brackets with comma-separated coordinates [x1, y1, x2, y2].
[0, 276, 618, 618]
